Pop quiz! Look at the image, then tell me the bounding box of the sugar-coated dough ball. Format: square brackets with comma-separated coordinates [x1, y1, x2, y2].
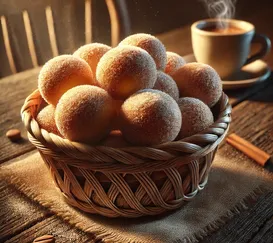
[73, 43, 111, 78]
[119, 33, 167, 70]
[153, 71, 179, 101]
[36, 105, 61, 136]
[96, 45, 157, 100]
[165, 51, 186, 75]
[55, 85, 115, 143]
[99, 130, 130, 148]
[172, 62, 222, 107]
[38, 55, 95, 105]
[120, 89, 182, 146]
[177, 97, 214, 139]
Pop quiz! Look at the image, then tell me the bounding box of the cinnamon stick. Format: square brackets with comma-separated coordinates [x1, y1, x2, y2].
[226, 133, 270, 167]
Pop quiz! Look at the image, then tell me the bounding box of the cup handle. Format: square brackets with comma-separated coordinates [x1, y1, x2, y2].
[244, 33, 271, 65]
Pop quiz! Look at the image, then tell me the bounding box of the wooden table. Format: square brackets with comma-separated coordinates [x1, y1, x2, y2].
[1, 13, 273, 243]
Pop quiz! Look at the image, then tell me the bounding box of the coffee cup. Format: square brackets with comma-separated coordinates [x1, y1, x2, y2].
[191, 19, 271, 79]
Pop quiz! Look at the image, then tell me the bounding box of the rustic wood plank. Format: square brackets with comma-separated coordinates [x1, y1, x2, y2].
[250, 217, 273, 243]
[0, 15, 13, 78]
[201, 192, 273, 243]
[5, 13, 34, 73]
[227, 81, 273, 155]
[5, 216, 92, 243]
[0, 180, 51, 242]
[0, 68, 40, 163]
[50, 0, 85, 54]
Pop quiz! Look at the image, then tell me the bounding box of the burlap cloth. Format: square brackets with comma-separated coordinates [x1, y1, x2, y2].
[1, 146, 273, 243]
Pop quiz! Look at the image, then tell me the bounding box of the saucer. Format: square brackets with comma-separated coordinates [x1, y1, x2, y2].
[183, 54, 271, 90]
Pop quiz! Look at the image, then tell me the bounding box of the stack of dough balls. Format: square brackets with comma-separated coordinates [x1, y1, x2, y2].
[35, 33, 223, 146]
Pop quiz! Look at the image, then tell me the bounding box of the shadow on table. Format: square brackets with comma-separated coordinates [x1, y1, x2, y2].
[226, 72, 273, 104]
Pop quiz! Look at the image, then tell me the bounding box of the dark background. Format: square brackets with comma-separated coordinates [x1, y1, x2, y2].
[0, 0, 273, 76]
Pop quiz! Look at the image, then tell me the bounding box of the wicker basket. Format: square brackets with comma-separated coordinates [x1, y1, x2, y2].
[21, 89, 231, 218]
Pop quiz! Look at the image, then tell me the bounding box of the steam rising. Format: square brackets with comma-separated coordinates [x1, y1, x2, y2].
[202, 0, 237, 28]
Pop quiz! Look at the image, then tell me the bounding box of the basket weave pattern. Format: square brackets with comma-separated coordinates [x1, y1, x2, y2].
[21, 90, 232, 218]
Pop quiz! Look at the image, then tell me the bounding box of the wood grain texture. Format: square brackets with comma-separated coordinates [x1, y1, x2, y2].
[4, 13, 34, 73]
[45, 6, 59, 57]
[0, 17, 13, 77]
[227, 81, 273, 155]
[0, 15, 17, 75]
[5, 216, 91, 243]
[0, 180, 51, 242]
[0, 68, 40, 163]
[250, 217, 273, 243]
[105, 0, 131, 46]
[85, 0, 92, 44]
[28, 9, 52, 66]
[50, 0, 86, 54]
[23, 10, 39, 68]
[201, 192, 273, 243]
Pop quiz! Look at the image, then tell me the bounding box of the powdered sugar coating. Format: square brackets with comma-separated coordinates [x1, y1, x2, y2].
[36, 105, 61, 136]
[177, 97, 214, 139]
[172, 62, 222, 107]
[38, 55, 95, 105]
[55, 85, 115, 143]
[153, 71, 179, 101]
[119, 33, 167, 70]
[165, 51, 186, 76]
[96, 45, 157, 100]
[73, 43, 111, 79]
[120, 89, 182, 146]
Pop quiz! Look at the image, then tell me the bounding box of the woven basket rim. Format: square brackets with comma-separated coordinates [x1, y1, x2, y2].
[21, 89, 232, 170]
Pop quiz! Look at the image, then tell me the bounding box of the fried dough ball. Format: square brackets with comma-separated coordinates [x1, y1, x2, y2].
[119, 33, 167, 70]
[120, 89, 182, 146]
[38, 55, 95, 105]
[177, 97, 214, 139]
[96, 45, 157, 100]
[165, 51, 186, 75]
[153, 71, 179, 101]
[73, 43, 111, 78]
[36, 105, 61, 136]
[172, 62, 222, 107]
[55, 85, 115, 143]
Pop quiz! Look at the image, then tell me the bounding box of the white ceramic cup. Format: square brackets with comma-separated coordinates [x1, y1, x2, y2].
[191, 19, 271, 79]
